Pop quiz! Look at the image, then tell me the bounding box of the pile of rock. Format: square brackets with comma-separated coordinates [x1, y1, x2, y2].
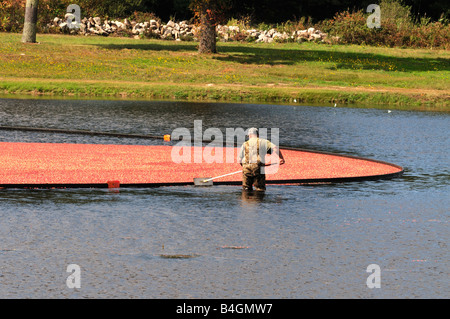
[216, 25, 329, 43]
[47, 17, 331, 43]
[48, 17, 196, 40]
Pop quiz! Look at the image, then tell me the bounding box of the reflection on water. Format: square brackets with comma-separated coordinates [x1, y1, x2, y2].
[241, 190, 266, 203]
[0, 98, 449, 298]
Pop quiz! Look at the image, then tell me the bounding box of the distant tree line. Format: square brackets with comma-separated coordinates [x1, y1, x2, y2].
[4, 0, 449, 50]
[74, 0, 448, 22]
[3, 0, 449, 32]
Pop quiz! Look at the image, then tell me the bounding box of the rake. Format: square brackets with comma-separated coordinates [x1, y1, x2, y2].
[193, 163, 279, 186]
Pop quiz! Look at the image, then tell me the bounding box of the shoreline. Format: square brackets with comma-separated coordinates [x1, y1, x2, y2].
[1, 82, 448, 112]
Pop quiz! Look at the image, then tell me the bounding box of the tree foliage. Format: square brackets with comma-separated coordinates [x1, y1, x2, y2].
[40, 0, 450, 22]
[1, 0, 448, 34]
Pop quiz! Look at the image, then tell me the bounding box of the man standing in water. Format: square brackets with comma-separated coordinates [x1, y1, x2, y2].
[237, 128, 285, 192]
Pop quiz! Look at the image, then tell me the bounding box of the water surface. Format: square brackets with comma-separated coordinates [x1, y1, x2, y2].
[0, 99, 448, 298]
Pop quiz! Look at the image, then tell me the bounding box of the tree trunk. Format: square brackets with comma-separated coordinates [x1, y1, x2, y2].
[22, 0, 39, 43]
[198, 7, 217, 54]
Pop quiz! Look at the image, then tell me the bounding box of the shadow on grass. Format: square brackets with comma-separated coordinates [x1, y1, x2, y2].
[96, 42, 198, 52]
[95, 42, 450, 73]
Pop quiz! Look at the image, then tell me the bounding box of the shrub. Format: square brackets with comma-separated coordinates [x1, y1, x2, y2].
[0, 0, 25, 32]
[129, 11, 160, 23]
[317, 0, 450, 49]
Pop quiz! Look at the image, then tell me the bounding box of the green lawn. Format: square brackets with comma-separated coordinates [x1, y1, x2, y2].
[1, 32, 449, 111]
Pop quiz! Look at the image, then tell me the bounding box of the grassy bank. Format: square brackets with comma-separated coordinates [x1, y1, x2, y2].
[0, 33, 449, 111]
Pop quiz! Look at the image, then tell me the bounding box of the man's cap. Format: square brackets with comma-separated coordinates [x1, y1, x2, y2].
[247, 127, 259, 135]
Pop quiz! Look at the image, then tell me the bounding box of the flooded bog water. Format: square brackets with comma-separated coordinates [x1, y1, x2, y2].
[0, 98, 448, 298]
